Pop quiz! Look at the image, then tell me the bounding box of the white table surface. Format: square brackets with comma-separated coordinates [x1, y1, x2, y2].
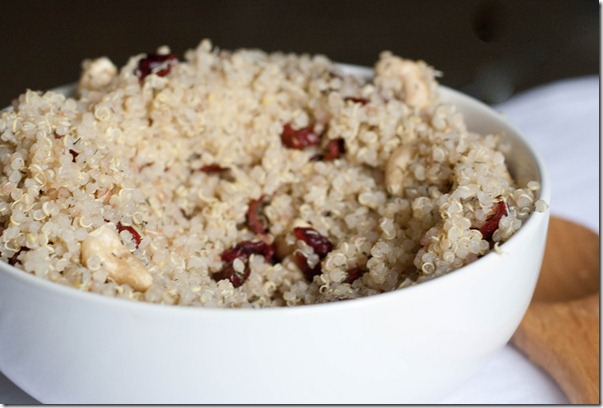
[0, 75, 598, 405]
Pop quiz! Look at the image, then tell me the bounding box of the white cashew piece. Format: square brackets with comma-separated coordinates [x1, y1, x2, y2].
[375, 53, 436, 109]
[81, 224, 152, 291]
[385, 144, 416, 197]
[79, 57, 117, 91]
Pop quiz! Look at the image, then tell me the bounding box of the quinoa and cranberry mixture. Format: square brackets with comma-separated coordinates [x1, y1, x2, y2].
[0, 40, 547, 307]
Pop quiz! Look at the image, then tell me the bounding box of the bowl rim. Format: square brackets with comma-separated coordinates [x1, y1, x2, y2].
[0, 64, 551, 316]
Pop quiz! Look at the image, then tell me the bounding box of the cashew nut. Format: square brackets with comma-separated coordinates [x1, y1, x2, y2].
[385, 144, 416, 197]
[78, 57, 117, 91]
[375, 53, 436, 109]
[81, 224, 152, 291]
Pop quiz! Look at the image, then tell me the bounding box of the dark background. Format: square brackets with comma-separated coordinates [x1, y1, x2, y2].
[0, 0, 598, 107]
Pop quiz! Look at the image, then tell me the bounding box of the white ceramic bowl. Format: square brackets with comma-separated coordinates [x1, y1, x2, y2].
[0, 66, 550, 403]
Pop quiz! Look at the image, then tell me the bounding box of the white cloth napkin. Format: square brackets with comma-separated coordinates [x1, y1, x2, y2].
[0, 76, 598, 404]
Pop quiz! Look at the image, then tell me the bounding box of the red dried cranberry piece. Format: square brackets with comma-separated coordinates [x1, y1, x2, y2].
[293, 227, 333, 258]
[212, 263, 250, 288]
[117, 222, 142, 249]
[294, 252, 322, 281]
[344, 267, 365, 284]
[246, 195, 270, 234]
[200, 164, 230, 173]
[213, 240, 277, 287]
[344, 97, 369, 105]
[324, 138, 345, 161]
[220, 240, 275, 264]
[136, 53, 178, 80]
[292, 227, 334, 281]
[280, 123, 321, 150]
[478, 201, 508, 242]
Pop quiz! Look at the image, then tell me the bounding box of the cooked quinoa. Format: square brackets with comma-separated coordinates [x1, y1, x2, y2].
[0, 40, 546, 307]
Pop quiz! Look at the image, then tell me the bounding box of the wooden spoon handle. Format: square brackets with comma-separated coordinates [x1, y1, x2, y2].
[512, 293, 600, 404]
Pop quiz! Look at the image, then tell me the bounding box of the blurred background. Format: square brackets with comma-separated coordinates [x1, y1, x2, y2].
[0, 0, 598, 107]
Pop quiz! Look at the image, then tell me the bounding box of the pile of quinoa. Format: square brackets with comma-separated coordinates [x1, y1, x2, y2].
[0, 40, 547, 307]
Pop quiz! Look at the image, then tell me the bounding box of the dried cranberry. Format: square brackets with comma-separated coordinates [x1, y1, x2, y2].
[200, 164, 230, 173]
[344, 97, 369, 105]
[280, 123, 321, 150]
[117, 222, 142, 249]
[477, 201, 508, 242]
[53, 133, 63, 140]
[220, 240, 275, 264]
[292, 227, 333, 281]
[136, 53, 178, 80]
[212, 263, 250, 288]
[344, 267, 365, 284]
[324, 138, 345, 161]
[213, 240, 277, 287]
[293, 227, 333, 258]
[246, 195, 270, 234]
[294, 252, 322, 281]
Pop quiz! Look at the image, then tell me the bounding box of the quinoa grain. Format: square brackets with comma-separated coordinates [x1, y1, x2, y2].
[0, 40, 545, 307]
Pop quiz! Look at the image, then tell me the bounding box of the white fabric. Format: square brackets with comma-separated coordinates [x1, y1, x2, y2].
[0, 76, 598, 404]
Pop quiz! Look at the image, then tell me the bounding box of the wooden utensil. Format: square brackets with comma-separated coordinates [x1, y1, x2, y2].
[512, 216, 600, 404]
